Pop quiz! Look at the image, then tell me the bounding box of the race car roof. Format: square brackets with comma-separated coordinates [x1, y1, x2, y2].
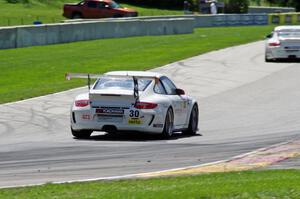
[274, 25, 300, 31]
[104, 71, 162, 78]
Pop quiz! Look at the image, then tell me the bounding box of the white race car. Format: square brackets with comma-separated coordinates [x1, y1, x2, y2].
[265, 25, 300, 62]
[66, 71, 199, 139]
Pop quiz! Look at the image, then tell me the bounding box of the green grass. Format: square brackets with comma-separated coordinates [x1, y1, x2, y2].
[0, 0, 182, 26]
[0, 170, 300, 198]
[0, 26, 274, 104]
[0, 0, 286, 26]
[120, 4, 182, 17]
[0, 0, 63, 26]
[250, 0, 282, 7]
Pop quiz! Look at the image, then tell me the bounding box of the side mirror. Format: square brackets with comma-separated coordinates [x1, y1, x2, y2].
[105, 4, 110, 9]
[176, 88, 185, 95]
[266, 33, 273, 39]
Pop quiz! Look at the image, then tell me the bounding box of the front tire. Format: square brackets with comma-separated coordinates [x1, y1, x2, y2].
[113, 14, 123, 18]
[71, 128, 92, 139]
[183, 104, 199, 135]
[162, 108, 174, 138]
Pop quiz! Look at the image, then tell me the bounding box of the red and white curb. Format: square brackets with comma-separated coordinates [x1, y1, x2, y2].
[137, 139, 300, 177]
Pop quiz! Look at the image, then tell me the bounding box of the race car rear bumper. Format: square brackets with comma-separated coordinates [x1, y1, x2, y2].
[71, 108, 165, 134]
[266, 48, 300, 59]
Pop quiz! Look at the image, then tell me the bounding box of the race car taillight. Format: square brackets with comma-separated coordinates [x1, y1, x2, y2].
[269, 42, 281, 47]
[134, 102, 158, 109]
[75, 99, 89, 107]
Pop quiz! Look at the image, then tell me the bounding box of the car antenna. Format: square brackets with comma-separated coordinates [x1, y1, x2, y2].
[133, 76, 139, 104]
[88, 74, 91, 91]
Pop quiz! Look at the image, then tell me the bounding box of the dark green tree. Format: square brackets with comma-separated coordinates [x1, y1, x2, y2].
[265, 0, 300, 11]
[224, 0, 249, 13]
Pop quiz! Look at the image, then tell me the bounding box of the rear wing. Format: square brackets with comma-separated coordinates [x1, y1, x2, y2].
[65, 73, 102, 90]
[65, 73, 102, 80]
[65, 72, 159, 102]
[65, 72, 160, 80]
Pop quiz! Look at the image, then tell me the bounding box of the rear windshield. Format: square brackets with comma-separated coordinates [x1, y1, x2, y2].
[93, 77, 152, 91]
[278, 30, 300, 38]
[110, 1, 122, 8]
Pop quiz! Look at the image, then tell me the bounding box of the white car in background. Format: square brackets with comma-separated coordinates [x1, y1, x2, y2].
[265, 25, 300, 62]
[66, 71, 199, 139]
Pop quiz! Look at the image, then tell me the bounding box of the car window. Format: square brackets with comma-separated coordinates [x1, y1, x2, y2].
[110, 0, 122, 8]
[98, 2, 108, 8]
[93, 77, 152, 91]
[86, 1, 97, 8]
[154, 80, 167, 94]
[161, 76, 177, 95]
[278, 30, 300, 38]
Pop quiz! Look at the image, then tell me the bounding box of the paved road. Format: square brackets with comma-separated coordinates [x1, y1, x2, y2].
[1, 41, 300, 188]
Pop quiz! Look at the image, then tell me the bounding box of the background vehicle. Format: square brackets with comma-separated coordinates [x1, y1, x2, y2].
[63, 0, 138, 19]
[265, 25, 300, 62]
[67, 71, 198, 139]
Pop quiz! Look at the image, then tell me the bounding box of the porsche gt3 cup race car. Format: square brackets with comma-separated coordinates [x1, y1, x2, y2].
[66, 71, 199, 139]
[265, 25, 300, 62]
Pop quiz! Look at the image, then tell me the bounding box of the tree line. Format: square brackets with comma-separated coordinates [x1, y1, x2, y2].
[265, 0, 300, 11]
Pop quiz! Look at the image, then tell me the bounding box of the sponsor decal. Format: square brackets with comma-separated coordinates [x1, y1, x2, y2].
[128, 118, 142, 125]
[96, 108, 124, 115]
[82, 114, 91, 120]
[285, 46, 300, 50]
[153, 124, 163, 128]
[183, 101, 187, 109]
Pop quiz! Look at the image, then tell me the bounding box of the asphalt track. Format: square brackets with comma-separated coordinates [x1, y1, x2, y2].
[1, 41, 300, 188]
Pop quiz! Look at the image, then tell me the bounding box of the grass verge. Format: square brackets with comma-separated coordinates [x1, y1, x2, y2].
[0, 170, 300, 198]
[0, 26, 274, 104]
[0, 0, 286, 26]
[0, 0, 182, 26]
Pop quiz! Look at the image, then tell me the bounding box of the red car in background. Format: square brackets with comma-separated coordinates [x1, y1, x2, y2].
[63, 0, 138, 19]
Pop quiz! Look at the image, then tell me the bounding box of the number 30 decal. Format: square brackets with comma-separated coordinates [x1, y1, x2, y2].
[129, 110, 139, 118]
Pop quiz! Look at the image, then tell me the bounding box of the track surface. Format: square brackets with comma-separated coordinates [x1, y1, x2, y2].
[1, 41, 300, 187]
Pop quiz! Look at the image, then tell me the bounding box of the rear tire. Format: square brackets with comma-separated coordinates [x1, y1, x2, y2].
[183, 104, 199, 135]
[265, 54, 271, 62]
[71, 128, 92, 139]
[72, 13, 82, 19]
[265, 53, 276, 62]
[162, 108, 174, 138]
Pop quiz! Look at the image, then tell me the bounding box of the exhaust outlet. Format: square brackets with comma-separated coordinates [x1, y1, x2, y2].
[102, 125, 117, 133]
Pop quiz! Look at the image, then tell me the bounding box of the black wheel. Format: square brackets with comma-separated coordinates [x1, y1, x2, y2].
[113, 14, 123, 18]
[162, 108, 174, 138]
[265, 54, 275, 62]
[265, 53, 271, 62]
[72, 13, 82, 19]
[71, 127, 92, 139]
[183, 104, 199, 135]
